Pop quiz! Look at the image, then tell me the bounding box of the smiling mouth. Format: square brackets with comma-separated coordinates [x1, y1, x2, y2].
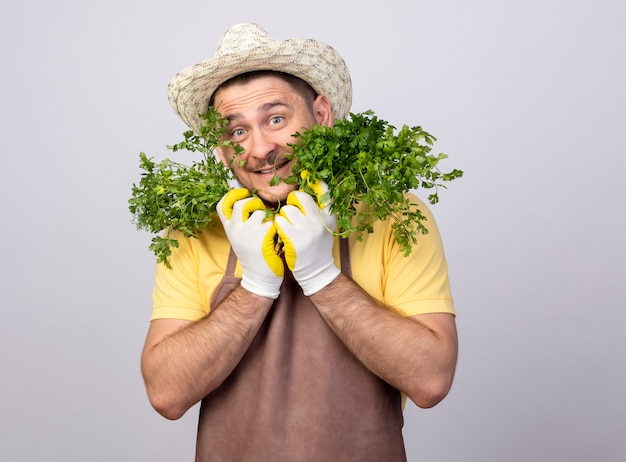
[256, 159, 291, 176]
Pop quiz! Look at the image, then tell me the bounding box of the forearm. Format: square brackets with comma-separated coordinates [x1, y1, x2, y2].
[141, 285, 273, 419]
[310, 273, 458, 408]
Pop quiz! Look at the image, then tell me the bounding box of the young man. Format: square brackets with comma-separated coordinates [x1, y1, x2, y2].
[141, 22, 458, 461]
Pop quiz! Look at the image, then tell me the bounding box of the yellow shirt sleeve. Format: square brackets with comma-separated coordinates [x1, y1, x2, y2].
[151, 226, 234, 321]
[348, 193, 455, 317]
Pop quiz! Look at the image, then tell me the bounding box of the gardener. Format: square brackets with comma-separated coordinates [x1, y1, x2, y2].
[141, 22, 458, 461]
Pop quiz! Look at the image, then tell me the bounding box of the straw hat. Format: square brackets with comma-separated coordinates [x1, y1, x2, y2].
[167, 22, 352, 133]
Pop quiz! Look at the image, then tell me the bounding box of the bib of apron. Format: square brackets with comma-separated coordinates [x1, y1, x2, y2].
[196, 239, 406, 461]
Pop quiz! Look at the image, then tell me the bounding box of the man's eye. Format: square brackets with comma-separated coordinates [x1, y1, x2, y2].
[270, 116, 284, 125]
[232, 128, 245, 137]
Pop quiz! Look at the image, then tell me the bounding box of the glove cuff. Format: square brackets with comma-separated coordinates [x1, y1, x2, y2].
[296, 264, 341, 296]
[241, 276, 281, 300]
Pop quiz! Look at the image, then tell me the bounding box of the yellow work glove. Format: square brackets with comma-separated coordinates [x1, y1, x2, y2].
[217, 188, 284, 299]
[274, 178, 340, 296]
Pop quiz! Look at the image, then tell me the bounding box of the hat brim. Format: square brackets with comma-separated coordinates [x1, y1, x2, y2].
[168, 38, 352, 133]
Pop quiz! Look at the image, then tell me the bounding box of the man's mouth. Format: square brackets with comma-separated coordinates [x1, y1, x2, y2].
[255, 159, 291, 176]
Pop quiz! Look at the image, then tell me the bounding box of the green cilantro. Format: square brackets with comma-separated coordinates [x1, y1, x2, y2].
[129, 108, 463, 266]
[288, 110, 463, 256]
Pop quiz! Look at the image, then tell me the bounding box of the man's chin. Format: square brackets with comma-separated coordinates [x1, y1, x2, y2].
[256, 185, 295, 209]
[259, 194, 288, 210]
[260, 199, 282, 210]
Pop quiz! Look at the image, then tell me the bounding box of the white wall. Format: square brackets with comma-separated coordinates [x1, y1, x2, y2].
[1, 1, 624, 460]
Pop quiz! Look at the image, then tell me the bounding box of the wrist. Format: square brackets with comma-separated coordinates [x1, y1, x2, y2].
[219, 285, 275, 318]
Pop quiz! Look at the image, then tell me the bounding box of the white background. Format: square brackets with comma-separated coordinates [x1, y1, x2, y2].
[1, 1, 624, 460]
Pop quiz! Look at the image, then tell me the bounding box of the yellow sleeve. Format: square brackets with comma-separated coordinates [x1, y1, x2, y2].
[383, 194, 455, 317]
[349, 193, 455, 317]
[151, 228, 209, 322]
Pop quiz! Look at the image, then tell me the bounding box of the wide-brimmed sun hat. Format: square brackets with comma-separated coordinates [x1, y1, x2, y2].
[167, 22, 352, 133]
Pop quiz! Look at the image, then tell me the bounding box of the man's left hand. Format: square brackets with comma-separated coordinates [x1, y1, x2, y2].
[274, 181, 340, 296]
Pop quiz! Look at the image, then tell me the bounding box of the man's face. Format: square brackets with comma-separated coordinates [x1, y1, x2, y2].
[213, 75, 332, 206]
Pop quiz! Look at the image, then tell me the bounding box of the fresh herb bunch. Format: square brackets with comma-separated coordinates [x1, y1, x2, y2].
[129, 107, 462, 266]
[286, 110, 463, 256]
[128, 110, 241, 267]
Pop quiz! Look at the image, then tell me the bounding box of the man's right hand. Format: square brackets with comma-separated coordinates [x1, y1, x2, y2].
[217, 188, 284, 299]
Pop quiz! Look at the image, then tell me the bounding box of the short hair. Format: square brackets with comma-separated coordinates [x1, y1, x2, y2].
[209, 70, 318, 109]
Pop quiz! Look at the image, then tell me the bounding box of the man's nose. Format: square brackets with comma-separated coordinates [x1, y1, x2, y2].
[246, 130, 278, 162]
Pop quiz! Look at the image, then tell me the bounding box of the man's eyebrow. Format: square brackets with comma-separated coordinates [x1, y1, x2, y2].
[225, 101, 291, 122]
[258, 100, 291, 113]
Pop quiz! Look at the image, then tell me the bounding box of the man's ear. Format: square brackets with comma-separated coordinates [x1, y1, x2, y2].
[312, 95, 333, 127]
[215, 146, 230, 168]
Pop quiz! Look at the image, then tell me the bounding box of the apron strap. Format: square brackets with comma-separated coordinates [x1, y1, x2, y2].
[339, 237, 352, 279]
